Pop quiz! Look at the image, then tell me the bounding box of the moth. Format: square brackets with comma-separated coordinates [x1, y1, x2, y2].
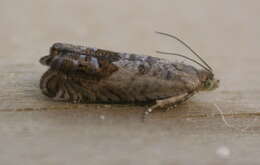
[39, 32, 219, 115]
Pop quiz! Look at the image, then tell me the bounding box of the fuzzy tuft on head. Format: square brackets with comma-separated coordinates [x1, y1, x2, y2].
[40, 55, 52, 66]
[40, 44, 60, 66]
[197, 70, 219, 91]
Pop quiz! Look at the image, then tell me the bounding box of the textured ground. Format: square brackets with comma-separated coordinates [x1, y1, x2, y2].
[1, 0, 260, 164]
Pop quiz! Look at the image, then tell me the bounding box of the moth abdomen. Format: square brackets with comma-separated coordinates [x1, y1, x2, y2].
[40, 69, 60, 98]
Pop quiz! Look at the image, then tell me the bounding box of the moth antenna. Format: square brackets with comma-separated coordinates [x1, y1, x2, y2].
[155, 31, 212, 71]
[156, 51, 212, 73]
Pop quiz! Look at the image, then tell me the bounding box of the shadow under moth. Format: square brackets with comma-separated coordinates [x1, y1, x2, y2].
[39, 32, 219, 115]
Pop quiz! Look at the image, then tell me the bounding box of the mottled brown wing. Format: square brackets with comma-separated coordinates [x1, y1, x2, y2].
[101, 53, 203, 103]
[40, 43, 203, 103]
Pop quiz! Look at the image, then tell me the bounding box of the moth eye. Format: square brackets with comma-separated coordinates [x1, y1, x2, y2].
[205, 80, 212, 88]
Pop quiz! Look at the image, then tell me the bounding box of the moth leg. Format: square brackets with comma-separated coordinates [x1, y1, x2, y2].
[64, 81, 82, 103]
[53, 81, 70, 101]
[144, 93, 192, 116]
[163, 92, 195, 112]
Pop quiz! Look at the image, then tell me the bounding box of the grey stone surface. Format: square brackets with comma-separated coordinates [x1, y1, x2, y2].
[1, 0, 260, 164]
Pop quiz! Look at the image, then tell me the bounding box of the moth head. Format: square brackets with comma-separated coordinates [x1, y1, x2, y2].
[199, 71, 219, 91]
[155, 32, 220, 92]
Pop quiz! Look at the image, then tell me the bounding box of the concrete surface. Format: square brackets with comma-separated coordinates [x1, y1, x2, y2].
[1, 0, 260, 164]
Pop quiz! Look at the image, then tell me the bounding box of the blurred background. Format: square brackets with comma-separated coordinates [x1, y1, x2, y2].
[1, 0, 260, 91]
[1, 0, 260, 164]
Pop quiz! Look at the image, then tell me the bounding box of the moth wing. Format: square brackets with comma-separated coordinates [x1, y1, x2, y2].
[77, 58, 119, 80]
[109, 55, 202, 102]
